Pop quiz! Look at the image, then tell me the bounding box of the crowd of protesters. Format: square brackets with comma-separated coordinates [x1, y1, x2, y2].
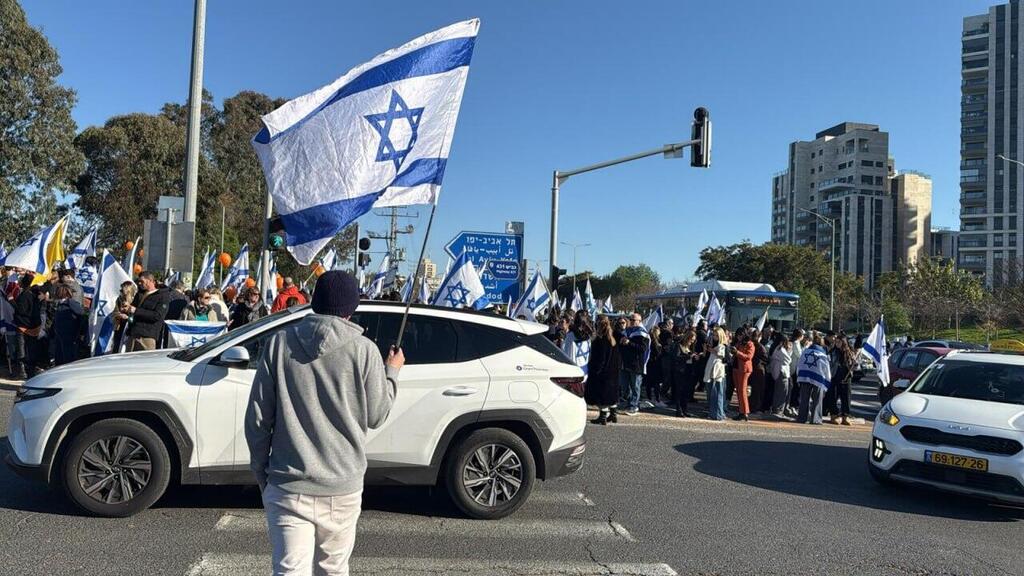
[1, 263, 308, 381]
[540, 307, 863, 427]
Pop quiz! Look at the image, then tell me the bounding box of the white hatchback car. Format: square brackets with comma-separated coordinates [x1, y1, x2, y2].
[868, 351, 1024, 505]
[6, 302, 587, 519]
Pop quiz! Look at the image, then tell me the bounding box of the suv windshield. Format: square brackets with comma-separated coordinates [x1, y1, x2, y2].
[910, 359, 1024, 405]
[168, 309, 297, 362]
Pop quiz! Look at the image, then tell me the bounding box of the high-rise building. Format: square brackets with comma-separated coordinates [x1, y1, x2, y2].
[960, 3, 1021, 278]
[771, 122, 932, 287]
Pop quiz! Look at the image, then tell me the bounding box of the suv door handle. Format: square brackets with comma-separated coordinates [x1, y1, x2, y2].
[443, 386, 479, 397]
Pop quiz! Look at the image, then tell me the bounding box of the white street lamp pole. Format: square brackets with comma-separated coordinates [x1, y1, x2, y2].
[800, 207, 837, 331]
[560, 241, 591, 295]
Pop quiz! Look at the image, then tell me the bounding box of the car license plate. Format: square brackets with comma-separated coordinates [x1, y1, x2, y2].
[925, 450, 989, 472]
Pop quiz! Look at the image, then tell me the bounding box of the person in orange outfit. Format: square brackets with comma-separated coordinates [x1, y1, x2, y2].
[272, 277, 307, 312]
[731, 328, 755, 421]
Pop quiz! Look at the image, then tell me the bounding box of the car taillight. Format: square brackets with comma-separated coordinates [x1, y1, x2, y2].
[551, 376, 585, 397]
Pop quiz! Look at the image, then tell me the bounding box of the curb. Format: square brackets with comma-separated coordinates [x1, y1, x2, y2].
[0, 381, 23, 392]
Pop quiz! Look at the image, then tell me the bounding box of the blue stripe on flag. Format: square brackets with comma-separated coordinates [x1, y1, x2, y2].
[255, 37, 476, 144]
[93, 315, 115, 356]
[280, 158, 447, 246]
[863, 342, 881, 363]
[797, 369, 832, 388]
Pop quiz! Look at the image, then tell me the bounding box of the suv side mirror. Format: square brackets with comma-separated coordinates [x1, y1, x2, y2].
[893, 378, 911, 390]
[217, 346, 251, 369]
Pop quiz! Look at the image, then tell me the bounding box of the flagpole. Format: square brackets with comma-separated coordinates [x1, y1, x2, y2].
[395, 202, 438, 349]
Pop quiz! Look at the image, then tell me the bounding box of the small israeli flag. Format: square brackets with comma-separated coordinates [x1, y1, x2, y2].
[755, 307, 770, 332]
[584, 278, 597, 317]
[570, 289, 583, 313]
[165, 320, 228, 349]
[263, 255, 278, 308]
[601, 296, 614, 314]
[706, 295, 724, 325]
[863, 316, 890, 387]
[418, 276, 431, 304]
[432, 251, 487, 309]
[366, 254, 391, 299]
[512, 271, 550, 321]
[65, 227, 98, 270]
[0, 242, 6, 266]
[123, 236, 141, 275]
[643, 305, 663, 332]
[195, 249, 216, 290]
[89, 250, 133, 356]
[253, 19, 479, 265]
[77, 263, 97, 301]
[220, 244, 250, 292]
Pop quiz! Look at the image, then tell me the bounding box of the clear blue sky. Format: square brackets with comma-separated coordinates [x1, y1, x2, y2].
[25, 0, 994, 287]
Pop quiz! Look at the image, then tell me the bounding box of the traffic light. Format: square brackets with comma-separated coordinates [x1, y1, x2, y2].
[550, 265, 567, 292]
[690, 107, 712, 168]
[358, 252, 372, 268]
[268, 216, 286, 252]
[358, 237, 371, 251]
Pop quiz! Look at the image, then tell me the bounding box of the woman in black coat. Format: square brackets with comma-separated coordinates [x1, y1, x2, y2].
[586, 315, 622, 425]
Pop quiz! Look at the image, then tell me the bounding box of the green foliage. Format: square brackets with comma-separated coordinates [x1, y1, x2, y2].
[881, 299, 911, 335]
[0, 0, 84, 244]
[797, 290, 827, 330]
[555, 263, 661, 311]
[695, 241, 830, 295]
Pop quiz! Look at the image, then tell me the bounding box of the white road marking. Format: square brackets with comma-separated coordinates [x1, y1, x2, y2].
[214, 511, 635, 541]
[187, 554, 677, 576]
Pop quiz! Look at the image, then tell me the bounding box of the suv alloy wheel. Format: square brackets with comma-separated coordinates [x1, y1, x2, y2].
[61, 418, 172, 517]
[445, 428, 536, 520]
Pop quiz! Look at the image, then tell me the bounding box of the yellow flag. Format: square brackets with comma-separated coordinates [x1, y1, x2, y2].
[30, 216, 68, 286]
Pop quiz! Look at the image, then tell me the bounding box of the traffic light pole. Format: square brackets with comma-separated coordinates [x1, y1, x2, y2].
[259, 181, 272, 299]
[548, 139, 698, 292]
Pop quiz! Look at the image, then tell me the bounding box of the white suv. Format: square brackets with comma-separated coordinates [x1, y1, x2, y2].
[868, 351, 1024, 504]
[6, 302, 587, 519]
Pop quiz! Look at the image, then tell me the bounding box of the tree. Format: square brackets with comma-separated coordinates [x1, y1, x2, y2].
[0, 0, 84, 244]
[695, 241, 830, 295]
[74, 114, 188, 253]
[798, 290, 827, 330]
[881, 299, 912, 336]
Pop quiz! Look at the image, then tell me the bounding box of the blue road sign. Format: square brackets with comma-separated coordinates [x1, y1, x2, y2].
[444, 231, 523, 305]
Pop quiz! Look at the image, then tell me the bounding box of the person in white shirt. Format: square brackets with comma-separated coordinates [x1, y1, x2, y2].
[769, 335, 793, 418]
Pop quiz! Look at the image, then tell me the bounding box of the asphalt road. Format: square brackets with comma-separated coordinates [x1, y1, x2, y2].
[0, 390, 1021, 576]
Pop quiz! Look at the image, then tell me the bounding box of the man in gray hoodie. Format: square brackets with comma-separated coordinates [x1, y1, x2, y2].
[245, 270, 403, 576]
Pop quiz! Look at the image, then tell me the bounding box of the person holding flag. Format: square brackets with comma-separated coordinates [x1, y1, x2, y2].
[796, 333, 832, 424]
[562, 310, 593, 384]
[862, 316, 891, 399]
[89, 250, 133, 356]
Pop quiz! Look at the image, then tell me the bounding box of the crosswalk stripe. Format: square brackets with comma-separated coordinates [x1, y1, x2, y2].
[187, 554, 677, 576]
[214, 511, 635, 542]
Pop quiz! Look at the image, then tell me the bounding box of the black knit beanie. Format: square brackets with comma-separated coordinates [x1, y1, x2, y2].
[311, 270, 360, 318]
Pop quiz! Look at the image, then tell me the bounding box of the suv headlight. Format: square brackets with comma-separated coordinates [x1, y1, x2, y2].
[878, 406, 900, 427]
[14, 387, 61, 404]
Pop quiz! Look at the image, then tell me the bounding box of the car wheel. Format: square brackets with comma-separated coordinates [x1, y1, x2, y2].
[868, 461, 893, 486]
[61, 418, 171, 517]
[444, 428, 536, 520]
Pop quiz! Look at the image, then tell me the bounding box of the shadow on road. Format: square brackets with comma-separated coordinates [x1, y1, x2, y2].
[0, 437, 463, 518]
[675, 440, 1024, 523]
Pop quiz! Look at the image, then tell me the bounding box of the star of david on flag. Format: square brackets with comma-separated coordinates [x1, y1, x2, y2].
[512, 271, 550, 322]
[252, 19, 479, 266]
[432, 251, 486, 310]
[165, 321, 228, 349]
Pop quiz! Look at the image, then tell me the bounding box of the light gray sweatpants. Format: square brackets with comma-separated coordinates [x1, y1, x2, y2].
[262, 483, 363, 576]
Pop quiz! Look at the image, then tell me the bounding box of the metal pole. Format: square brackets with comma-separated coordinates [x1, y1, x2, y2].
[218, 203, 225, 285]
[164, 208, 174, 276]
[549, 171, 559, 292]
[259, 182, 272, 298]
[182, 0, 206, 269]
[829, 223, 835, 331]
[353, 223, 360, 274]
[395, 203, 438, 349]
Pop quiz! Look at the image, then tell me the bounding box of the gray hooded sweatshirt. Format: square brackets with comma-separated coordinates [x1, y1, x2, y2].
[244, 314, 398, 496]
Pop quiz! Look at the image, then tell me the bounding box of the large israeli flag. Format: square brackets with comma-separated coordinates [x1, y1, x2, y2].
[863, 316, 890, 387]
[252, 19, 480, 265]
[89, 250, 132, 356]
[797, 344, 832, 392]
[432, 251, 486, 309]
[195, 249, 216, 290]
[165, 320, 227, 349]
[220, 244, 250, 292]
[512, 271, 550, 321]
[65, 227, 97, 270]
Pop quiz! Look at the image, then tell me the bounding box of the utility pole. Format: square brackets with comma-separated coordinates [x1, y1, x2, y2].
[182, 0, 206, 285]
